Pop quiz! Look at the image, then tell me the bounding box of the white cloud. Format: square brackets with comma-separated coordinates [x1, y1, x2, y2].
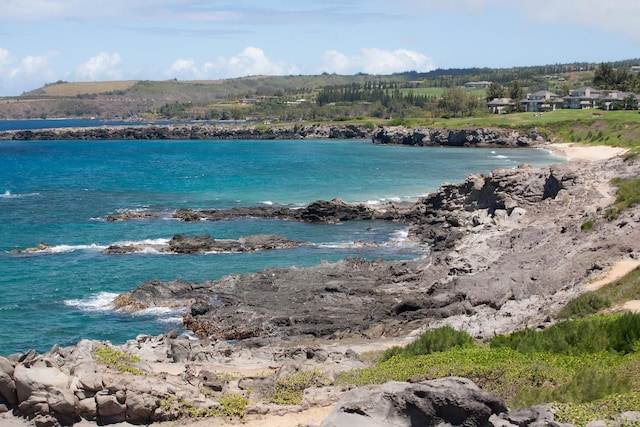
[321, 48, 436, 75]
[0, 48, 13, 71]
[394, 0, 640, 41]
[0, 48, 59, 94]
[76, 52, 123, 81]
[167, 47, 300, 80]
[322, 50, 352, 74]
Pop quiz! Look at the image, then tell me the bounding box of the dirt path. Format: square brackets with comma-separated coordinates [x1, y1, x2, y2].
[587, 259, 640, 291]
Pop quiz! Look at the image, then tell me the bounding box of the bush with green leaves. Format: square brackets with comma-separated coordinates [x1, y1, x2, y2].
[557, 292, 611, 319]
[93, 346, 145, 375]
[580, 219, 595, 231]
[606, 176, 640, 219]
[267, 367, 331, 405]
[380, 326, 475, 362]
[489, 313, 640, 355]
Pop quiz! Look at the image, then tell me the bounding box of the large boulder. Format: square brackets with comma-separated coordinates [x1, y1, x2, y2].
[320, 377, 507, 427]
[13, 362, 70, 403]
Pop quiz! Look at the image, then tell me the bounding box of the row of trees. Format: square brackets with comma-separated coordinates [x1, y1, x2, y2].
[593, 63, 640, 92]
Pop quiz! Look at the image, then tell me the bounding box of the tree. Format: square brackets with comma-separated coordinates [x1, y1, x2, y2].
[439, 86, 468, 118]
[623, 94, 637, 110]
[508, 81, 524, 112]
[486, 82, 505, 101]
[593, 63, 615, 89]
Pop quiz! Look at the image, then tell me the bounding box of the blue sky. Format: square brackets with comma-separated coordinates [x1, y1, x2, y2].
[0, 0, 639, 96]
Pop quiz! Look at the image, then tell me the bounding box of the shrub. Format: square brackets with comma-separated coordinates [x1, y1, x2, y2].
[490, 313, 640, 356]
[380, 326, 475, 362]
[267, 367, 331, 405]
[552, 392, 640, 427]
[215, 392, 249, 418]
[93, 346, 145, 375]
[363, 121, 375, 131]
[557, 293, 611, 319]
[611, 177, 640, 212]
[580, 219, 595, 231]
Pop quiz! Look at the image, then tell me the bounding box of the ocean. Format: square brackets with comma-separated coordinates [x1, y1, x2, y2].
[0, 135, 562, 355]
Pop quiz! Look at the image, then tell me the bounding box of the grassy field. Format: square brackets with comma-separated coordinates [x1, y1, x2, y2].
[29, 80, 139, 97]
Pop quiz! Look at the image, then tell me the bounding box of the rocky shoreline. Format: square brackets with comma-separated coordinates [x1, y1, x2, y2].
[2, 134, 640, 426]
[0, 123, 544, 147]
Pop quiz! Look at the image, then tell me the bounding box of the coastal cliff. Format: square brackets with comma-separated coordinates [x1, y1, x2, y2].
[371, 125, 546, 147]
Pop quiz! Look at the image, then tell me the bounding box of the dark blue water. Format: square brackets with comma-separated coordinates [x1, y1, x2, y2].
[0, 136, 562, 354]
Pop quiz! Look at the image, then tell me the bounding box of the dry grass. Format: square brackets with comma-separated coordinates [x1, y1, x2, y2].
[37, 81, 139, 97]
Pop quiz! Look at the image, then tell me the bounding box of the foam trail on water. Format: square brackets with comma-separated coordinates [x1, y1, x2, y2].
[47, 244, 108, 253]
[64, 292, 118, 312]
[1, 190, 41, 198]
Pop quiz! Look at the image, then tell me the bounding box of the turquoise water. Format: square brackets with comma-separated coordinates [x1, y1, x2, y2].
[0, 138, 561, 354]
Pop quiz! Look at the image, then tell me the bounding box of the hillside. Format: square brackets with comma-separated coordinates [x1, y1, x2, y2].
[1, 59, 637, 121]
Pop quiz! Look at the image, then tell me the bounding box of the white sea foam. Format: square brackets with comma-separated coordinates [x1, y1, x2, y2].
[130, 306, 185, 325]
[1, 190, 40, 199]
[47, 243, 108, 253]
[113, 238, 170, 246]
[64, 292, 118, 312]
[260, 200, 274, 205]
[493, 155, 509, 159]
[388, 228, 410, 245]
[137, 247, 163, 254]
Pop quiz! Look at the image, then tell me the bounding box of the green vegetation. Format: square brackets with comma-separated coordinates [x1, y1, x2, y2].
[12, 59, 639, 125]
[489, 313, 640, 355]
[558, 266, 640, 319]
[557, 293, 612, 319]
[335, 277, 640, 427]
[93, 346, 145, 375]
[381, 326, 475, 361]
[580, 219, 595, 231]
[611, 177, 640, 212]
[267, 367, 331, 405]
[158, 392, 250, 419]
[603, 177, 640, 220]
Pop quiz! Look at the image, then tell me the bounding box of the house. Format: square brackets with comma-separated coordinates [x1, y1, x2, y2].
[600, 91, 637, 110]
[487, 97, 512, 114]
[464, 81, 492, 89]
[520, 90, 564, 112]
[564, 86, 602, 109]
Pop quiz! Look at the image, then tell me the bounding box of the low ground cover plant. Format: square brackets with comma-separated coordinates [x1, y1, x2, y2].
[336, 311, 640, 426]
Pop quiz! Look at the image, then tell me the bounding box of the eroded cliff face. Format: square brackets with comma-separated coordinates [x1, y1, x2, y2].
[372, 126, 547, 147]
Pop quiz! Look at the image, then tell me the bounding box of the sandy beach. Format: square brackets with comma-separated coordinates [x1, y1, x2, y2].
[547, 142, 628, 161]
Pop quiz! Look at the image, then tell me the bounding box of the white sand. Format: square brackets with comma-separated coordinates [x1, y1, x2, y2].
[547, 143, 628, 161]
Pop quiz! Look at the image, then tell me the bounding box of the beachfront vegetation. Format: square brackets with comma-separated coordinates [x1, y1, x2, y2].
[266, 367, 332, 405]
[93, 346, 146, 375]
[559, 266, 640, 319]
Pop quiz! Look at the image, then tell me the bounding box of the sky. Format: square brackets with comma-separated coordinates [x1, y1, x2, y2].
[0, 0, 639, 96]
